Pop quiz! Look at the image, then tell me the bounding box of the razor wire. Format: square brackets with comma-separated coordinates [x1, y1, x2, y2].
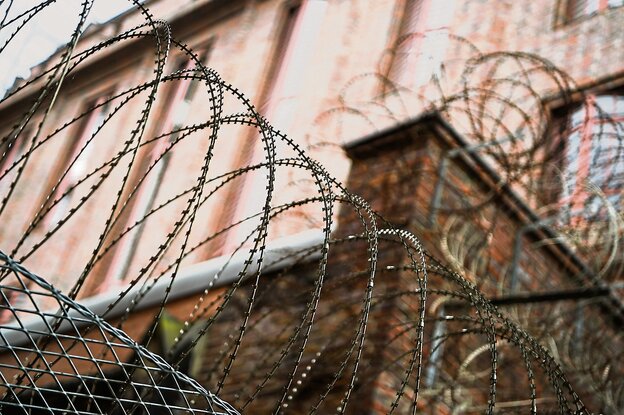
[0, 0, 620, 413]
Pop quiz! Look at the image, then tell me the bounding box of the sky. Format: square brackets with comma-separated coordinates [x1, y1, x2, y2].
[0, 0, 133, 93]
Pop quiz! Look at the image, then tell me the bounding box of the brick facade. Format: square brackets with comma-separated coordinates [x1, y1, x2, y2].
[1, 0, 623, 294]
[0, 0, 623, 413]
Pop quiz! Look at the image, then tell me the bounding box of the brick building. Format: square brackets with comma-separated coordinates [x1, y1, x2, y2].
[0, 0, 623, 413]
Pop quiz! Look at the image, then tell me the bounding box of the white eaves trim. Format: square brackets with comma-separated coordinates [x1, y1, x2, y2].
[0, 228, 326, 347]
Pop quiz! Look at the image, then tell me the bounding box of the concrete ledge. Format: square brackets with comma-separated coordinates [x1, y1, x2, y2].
[0, 228, 326, 347]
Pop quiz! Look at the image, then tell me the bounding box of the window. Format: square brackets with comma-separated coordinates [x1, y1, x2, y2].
[105, 53, 208, 283]
[0, 126, 30, 197]
[554, 93, 624, 222]
[382, 0, 424, 85]
[381, 0, 453, 89]
[210, 1, 305, 255]
[257, 0, 302, 113]
[0, 128, 27, 177]
[40, 96, 111, 228]
[566, 0, 624, 22]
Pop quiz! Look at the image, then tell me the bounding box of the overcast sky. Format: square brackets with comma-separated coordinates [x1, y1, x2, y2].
[0, 0, 133, 93]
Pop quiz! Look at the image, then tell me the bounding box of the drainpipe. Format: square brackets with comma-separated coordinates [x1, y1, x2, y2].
[428, 135, 516, 227]
[424, 296, 450, 388]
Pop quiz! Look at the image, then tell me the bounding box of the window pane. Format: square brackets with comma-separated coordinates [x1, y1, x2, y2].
[570, 0, 587, 19]
[0, 131, 26, 177]
[614, 96, 624, 116]
[560, 94, 624, 219]
[587, 0, 600, 13]
[571, 105, 587, 127]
